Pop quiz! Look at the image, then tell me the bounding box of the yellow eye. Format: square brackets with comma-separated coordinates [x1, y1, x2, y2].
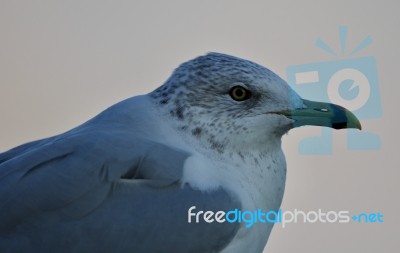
[229, 86, 251, 101]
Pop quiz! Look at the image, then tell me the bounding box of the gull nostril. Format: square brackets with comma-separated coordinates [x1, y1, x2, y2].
[313, 108, 329, 112]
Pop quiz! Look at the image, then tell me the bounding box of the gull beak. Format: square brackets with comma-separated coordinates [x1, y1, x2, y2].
[280, 99, 362, 130]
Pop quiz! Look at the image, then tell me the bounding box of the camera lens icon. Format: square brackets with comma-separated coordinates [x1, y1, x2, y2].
[327, 68, 371, 112]
[285, 26, 382, 154]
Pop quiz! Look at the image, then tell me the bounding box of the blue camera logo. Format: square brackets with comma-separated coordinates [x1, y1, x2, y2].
[286, 26, 382, 155]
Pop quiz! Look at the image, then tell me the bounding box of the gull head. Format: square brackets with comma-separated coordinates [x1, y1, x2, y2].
[151, 52, 361, 153]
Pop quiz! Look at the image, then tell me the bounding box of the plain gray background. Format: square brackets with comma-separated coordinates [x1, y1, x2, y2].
[0, 1, 398, 252]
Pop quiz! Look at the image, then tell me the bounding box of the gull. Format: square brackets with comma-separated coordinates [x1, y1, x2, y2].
[0, 53, 361, 253]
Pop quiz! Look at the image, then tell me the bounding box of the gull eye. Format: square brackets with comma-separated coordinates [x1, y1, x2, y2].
[229, 86, 251, 101]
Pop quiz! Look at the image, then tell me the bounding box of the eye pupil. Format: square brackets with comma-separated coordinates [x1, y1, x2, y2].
[235, 89, 244, 97]
[229, 86, 251, 101]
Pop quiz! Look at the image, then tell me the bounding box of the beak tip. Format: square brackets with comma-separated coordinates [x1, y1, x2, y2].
[346, 119, 361, 130]
[346, 112, 362, 131]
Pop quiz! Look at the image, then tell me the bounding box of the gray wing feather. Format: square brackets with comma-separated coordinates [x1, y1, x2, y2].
[0, 125, 241, 253]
